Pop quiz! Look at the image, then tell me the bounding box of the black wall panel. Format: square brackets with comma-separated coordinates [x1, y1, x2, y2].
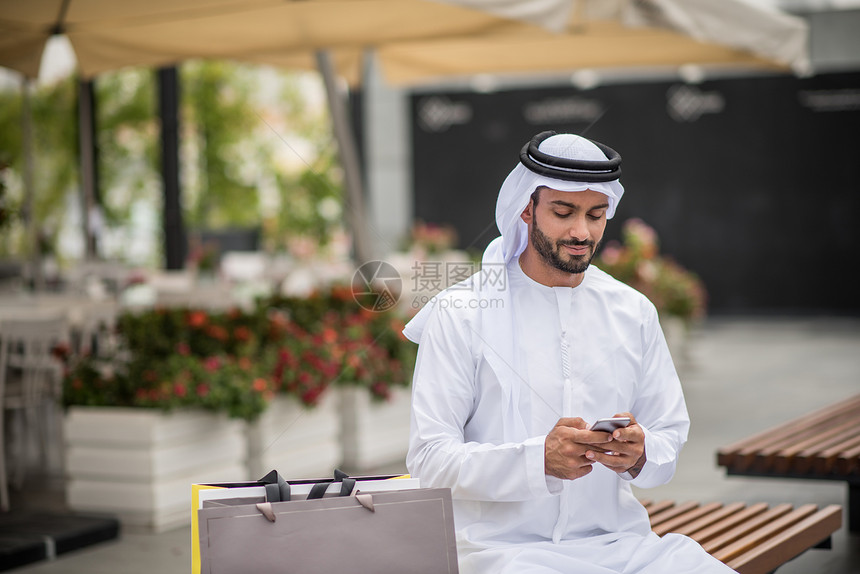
[411, 72, 860, 314]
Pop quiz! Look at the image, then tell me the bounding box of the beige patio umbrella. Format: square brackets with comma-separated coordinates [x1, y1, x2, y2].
[0, 0, 808, 264]
[0, 0, 808, 83]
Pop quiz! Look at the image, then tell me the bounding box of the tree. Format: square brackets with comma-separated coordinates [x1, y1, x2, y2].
[0, 77, 77, 259]
[181, 61, 261, 230]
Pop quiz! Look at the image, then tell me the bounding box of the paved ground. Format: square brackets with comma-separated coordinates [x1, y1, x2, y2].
[7, 316, 860, 573]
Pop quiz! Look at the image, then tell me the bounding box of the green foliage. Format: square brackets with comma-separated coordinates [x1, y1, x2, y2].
[273, 153, 343, 248]
[60, 288, 417, 418]
[182, 61, 261, 229]
[267, 76, 343, 249]
[0, 156, 13, 231]
[0, 77, 78, 257]
[94, 69, 159, 228]
[261, 285, 416, 400]
[128, 353, 273, 421]
[62, 351, 273, 421]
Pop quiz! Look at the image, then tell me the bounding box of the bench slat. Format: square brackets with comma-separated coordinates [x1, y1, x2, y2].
[701, 504, 793, 554]
[815, 435, 860, 474]
[671, 502, 747, 538]
[642, 500, 675, 517]
[835, 446, 860, 475]
[712, 504, 819, 564]
[648, 501, 700, 528]
[772, 419, 859, 472]
[789, 424, 860, 473]
[652, 502, 724, 537]
[737, 410, 860, 472]
[726, 505, 842, 574]
[717, 394, 860, 468]
[686, 503, 770, 545]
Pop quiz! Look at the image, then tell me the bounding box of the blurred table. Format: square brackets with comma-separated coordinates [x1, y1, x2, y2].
[0, 294, 110, 328]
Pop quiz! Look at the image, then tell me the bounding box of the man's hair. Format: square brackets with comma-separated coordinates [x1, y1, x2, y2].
[530, 187, 543, 207]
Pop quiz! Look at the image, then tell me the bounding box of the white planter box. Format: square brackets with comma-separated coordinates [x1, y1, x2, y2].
[338, 386, 412, 472]
[64, 407, 248, 532]
[246, 392, 340, 479]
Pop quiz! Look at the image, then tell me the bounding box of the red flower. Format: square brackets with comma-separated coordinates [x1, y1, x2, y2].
[322, 360, 339, 379]
[174, 382, 187, 398]
[176, 342, 191, 356]
[188, 311, 208, 328]
[196, 383, 210, 398]
[371, 382, 391, 401]
[203, 356, 221, 372]
[252, 378, 268, 392]
[301, 387, 324, 406]
[321, 328, 338, 345]
[206, 325, 229, 341]
[347, 354, 362, 369]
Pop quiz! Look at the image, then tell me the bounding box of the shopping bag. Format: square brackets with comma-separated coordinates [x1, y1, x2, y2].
[197, 486, 458, 574]
[191, 470, 425, 573]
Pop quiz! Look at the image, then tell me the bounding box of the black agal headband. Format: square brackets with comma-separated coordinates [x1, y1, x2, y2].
[519, 131, 622, 183]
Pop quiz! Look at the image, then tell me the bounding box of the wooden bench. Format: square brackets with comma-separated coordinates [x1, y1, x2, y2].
[643, 500, 841, 574]
[716, 393, 860, 532]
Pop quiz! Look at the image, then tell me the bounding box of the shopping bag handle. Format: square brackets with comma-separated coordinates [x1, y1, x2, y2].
[307, 469, 356, 499]
[257, 469, 357, 502]
[258, 470, 291, 503]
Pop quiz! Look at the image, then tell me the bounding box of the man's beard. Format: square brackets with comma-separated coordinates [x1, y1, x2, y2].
[531, 214, 599, 275]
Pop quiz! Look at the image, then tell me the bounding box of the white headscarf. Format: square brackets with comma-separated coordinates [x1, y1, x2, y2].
[487, 133, 625, 269]
[405, 133, 624, 343]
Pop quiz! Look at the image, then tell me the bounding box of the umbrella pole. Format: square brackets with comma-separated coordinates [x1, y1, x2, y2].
[20, 76, 43, 291]
[315, 50, 374, 265]
[157, 66, 186, 270]
[77, 77, 99, 261]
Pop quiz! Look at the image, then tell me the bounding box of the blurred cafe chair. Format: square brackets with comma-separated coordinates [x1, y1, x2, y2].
[0, 315, 68, 511]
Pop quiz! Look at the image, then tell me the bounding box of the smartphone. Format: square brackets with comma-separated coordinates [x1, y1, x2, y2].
[590, 416, 631, 433]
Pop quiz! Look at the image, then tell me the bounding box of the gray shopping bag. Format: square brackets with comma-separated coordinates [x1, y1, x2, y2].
[192, 470, 422, 573]
[197, 487, 458, 574]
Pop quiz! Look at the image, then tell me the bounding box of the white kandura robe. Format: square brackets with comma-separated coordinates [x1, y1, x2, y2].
[406, 260, 734, 573]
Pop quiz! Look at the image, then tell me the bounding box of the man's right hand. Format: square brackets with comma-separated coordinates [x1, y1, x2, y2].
[544, 417, 614, 480]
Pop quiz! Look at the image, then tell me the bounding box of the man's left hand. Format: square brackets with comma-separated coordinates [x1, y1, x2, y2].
[579, 412, 647, 478]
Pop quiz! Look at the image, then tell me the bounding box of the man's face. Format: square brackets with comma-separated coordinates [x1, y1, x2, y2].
[523, 187, 609, 275]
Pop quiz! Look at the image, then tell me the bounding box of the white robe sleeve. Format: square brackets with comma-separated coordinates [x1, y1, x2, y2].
[623, 304, 690, 488]
[406, 301, 555, 502]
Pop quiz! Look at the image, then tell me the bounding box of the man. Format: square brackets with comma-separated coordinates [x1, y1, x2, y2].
[403, 131, 733, 573]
